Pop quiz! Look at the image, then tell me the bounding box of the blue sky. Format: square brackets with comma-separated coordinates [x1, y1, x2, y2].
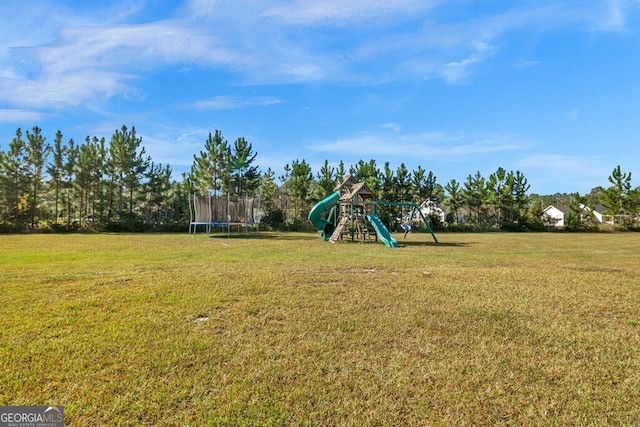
[1, 0, 639, 195]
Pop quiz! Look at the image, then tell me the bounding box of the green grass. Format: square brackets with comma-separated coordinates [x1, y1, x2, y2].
[1, 232, 639, 426]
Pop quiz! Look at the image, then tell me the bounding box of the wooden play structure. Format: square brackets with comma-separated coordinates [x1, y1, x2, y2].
[329, 176, 380, 244]
[308, 175, 438, 247]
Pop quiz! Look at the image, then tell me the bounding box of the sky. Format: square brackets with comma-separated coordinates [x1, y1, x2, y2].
[1, 0, 639, 195]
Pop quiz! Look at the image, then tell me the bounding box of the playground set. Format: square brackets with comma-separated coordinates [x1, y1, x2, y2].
[307, 175, 439, 247]
[188, 193, 260, 236]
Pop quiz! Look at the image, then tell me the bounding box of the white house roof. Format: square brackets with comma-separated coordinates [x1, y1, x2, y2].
[542, 205, 570, 215]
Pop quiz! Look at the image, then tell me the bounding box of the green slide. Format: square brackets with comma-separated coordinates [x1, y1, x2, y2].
[366, 214, 400, 248]
[308, 191, 340, 240]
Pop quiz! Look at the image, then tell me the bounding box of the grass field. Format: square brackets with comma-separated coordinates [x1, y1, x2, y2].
[1, 231, 639, 426]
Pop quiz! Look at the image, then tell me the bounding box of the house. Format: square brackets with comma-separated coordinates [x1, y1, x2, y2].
[542, 204, 606, 227]
[541, 205, 570, 227]
[416, 199, 446, 224]
[581, 204, 607, 224]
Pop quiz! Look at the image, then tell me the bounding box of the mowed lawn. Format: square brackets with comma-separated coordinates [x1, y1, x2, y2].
[1, 232, 639, 426]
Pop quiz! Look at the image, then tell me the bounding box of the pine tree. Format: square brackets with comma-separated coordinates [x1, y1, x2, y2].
[424, 171, 443, 204]
[259, 168, 279, 213]
[76, 137, 103, 227]
[62, 139, 78, 230]
[335, 161, 346, 182]
[25, 126, 50, 229]
[394, 163, 411, 202]
[189, 131, 229, 195]
[350, 159, 380, 195]
[410, 166, 427, 204]
[600, 165, 632, 226]
[486, 167, 513, 229]
[509, 170, 530, 226]
[47, 131, 65, 225]
[287, 159, 313, 220]
[0, 129, 30, 229]
[444, 179, 464, 225]
[108, 125, 150, 219]
[228, 137, 260, 197]
[143, 162, 172, 229]
[463, 171, 488, 229]
[315, 159, 336, 199]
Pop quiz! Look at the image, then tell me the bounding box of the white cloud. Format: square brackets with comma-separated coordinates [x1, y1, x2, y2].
[2, 0, 639, 112]
[188, 96, 283, 110]
[139, 132, 202, 169]
[39, 22, 244, 72]
[441, 53, 485, 83]
[512, 60, 541, 69]
[518, 154, 610, 193]
[586, 0, 637, 31]
[310, 129, 525, 159]
[259, 0, 440, 26]
[0, 19, 250, 108]
[379, 123, 402, 133]
[519, 154, 599, 171]
[0, 70, 133, 109]
[0, 109, 45, 124]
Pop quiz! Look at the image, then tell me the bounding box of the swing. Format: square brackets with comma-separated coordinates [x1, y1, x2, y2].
[398, 205, 411, 238]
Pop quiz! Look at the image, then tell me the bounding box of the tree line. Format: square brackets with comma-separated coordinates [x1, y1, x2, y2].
[0, 126, 180, 232]
[530, 165, 640, 230]
[1, 125, 638, 232]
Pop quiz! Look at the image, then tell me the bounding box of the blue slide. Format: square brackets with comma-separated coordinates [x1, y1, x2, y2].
[366, 214, 400, 248]
[308, 191, 340, 240]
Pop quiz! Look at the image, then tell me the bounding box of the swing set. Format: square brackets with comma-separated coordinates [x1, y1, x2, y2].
[309, 175, 439, 247]
[374, 200, 439, 244]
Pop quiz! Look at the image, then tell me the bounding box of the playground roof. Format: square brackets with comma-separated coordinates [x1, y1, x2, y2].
[340, 182, 375, 201]
[335, 174, 358, 191]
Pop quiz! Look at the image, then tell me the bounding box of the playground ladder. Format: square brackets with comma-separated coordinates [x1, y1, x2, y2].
[329, 216, 350, 243]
